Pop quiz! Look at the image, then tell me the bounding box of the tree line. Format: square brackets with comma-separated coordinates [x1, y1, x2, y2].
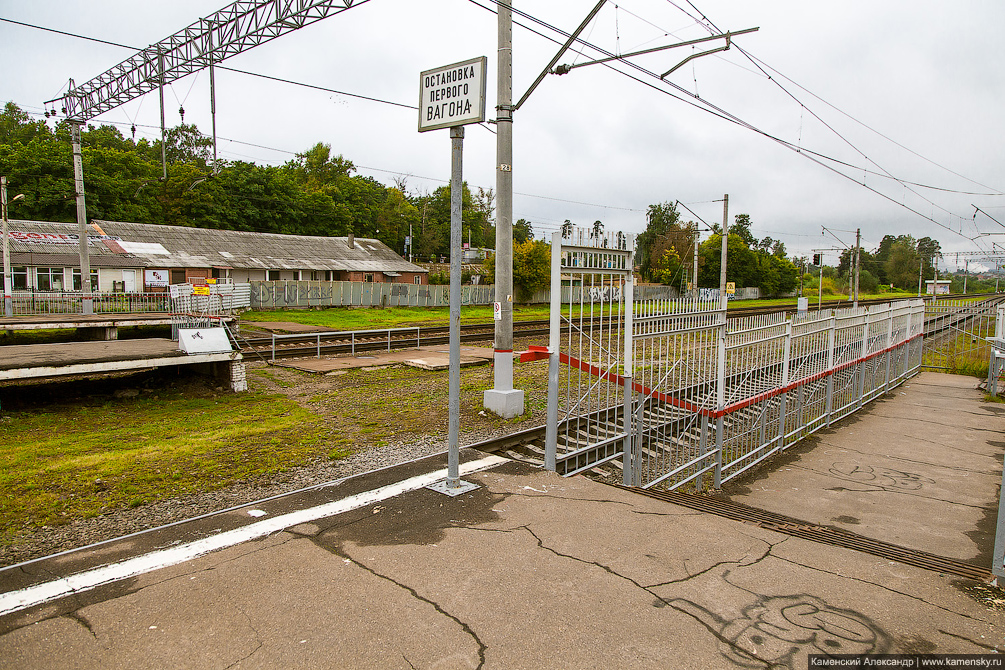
[2, 103, 947, 297]
[0, 103, 494, 261]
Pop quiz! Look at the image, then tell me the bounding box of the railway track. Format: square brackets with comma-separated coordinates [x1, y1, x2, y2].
[239, 295, 935, 361]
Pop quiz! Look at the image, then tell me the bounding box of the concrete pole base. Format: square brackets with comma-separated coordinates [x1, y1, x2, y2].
[484, 388, 525, 418]
[485, 350, 524, 418]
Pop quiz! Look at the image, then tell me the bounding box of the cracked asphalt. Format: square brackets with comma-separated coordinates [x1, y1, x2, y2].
[1, 373, 1002, 669]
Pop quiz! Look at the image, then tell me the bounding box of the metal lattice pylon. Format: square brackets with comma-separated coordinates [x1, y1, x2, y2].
[48, 0, 367, 121]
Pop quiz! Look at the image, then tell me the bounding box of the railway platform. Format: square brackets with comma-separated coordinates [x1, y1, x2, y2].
[0, 337, 245, 390]
[0, 372, 1002, 668]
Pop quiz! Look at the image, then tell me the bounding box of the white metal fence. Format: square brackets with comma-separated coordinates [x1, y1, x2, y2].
[543, 229, 925, 490]
[7, 291, 172, 315]
[247, 280, 685, 309]
[7, 284, 251, 317]
[922, 297, 1003, 374]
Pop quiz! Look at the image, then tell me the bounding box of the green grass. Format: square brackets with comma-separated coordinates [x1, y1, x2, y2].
[242, 304, 553, 330]
[242, 291, 927, 332]
[0, 389, 348, 540]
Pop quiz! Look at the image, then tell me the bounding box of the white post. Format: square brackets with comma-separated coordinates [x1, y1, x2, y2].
[1, 176, 12, 317]
[622, 235, 636, 486]
[70, 119, 93, 314]
[485, 0, 524, 418]
[447, 126, 464, 488]
[545, 231, 563, 471]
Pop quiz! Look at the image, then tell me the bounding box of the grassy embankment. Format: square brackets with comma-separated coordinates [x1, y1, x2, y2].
[0, 289, 932, 544]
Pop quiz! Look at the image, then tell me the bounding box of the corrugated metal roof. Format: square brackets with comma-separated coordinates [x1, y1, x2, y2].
[1, 220, 427, 274]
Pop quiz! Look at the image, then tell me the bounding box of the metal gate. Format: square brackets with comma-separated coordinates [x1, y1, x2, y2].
[543, 227, 925, 490]
[543, 228, 634, 479]
[923, 297, 1002, 374]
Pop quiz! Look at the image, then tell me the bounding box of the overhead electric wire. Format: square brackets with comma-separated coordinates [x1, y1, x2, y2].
[738, 50, 1004, 197]
[470, 0, 987, 246]
[8, 7, 996, 249]
[0, 15, 420, 113]
[658, 0, 997, 250]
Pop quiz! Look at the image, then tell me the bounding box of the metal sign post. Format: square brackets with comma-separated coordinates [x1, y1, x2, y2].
[420, 57, 487, 496]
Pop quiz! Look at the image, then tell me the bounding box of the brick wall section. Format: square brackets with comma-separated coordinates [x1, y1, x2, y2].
[229, 361, 248, 393]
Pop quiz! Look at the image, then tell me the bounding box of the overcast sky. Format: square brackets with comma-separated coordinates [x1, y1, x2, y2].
[2, 0, 1003, 271]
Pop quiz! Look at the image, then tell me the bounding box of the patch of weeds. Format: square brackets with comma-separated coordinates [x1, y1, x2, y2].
[960, 580, 1005, 612]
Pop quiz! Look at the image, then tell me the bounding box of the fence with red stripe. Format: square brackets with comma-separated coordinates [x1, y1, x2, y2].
[542, 227, 925, 490]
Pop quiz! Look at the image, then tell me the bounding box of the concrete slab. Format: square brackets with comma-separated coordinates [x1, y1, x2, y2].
[274, 345, 495, 374]
[0, 338, 186, 370]
[0, 338, 241, 381]
[720, 372, 1004, 564]
[0, 313, 179, 332]
[1, 372, 1002, 668]
[1, 460, 1001, 669]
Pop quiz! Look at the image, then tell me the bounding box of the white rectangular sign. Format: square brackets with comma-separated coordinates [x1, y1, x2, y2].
[418, 56, 487, 132]
[145, 269, 169, 288]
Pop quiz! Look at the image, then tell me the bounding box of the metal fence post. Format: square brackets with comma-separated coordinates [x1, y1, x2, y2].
[713, 300, 727, 488]
[545, 231, 562, 472]
[884, 305, 894, 390]
[621, 246, 636, 486]
[714, 415, 724, 489]
[271, 333, 276, 363]
[825, 314, 836, 426]
[778, 321, 792, 447]
[993, 458, 1005, 582]
[858, 313, 869, 409]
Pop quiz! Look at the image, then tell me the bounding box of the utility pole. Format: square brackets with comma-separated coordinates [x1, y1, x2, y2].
[853, 227, 860, 308]
[158, 51, 167, 181]
[917, 255, 923, 297]
[719, 194, 728, 305]
[69, 104, 93, 314]
[2, 177, 25, 317]
[964, 259, 969, 294]
[692, 222, 699, 299]
[485, 0, 524, 418]
[818, 258, 824, 311]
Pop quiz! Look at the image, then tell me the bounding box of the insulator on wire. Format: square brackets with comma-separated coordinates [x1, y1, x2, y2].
[179, 106, 185, 122]
[131, 124, 137, 140]
[61, 107, 66, 114]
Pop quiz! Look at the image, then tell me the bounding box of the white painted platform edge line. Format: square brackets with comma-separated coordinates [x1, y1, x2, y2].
[0, 455, 507, 617]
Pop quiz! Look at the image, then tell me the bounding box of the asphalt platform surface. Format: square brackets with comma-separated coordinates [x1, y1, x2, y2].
[1, 372, 1002, 669]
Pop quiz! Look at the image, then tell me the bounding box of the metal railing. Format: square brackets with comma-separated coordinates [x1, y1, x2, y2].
[6, 284, 252, 317]
[543, 228, 926, 491]
[7, 290, 173, 315]
[267, 327, 424, 362]
[922, 296, 1003, 375]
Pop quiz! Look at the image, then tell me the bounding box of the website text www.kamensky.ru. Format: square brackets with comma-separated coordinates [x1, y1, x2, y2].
[808, 655, 1003, 669]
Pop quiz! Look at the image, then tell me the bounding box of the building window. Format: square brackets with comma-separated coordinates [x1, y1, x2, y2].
[36, 267, 64, 291]
[11, 267, 27, 290]
[267, 270, 281, 281]
[324, 270, 334, 281]
[71, 269, 99, 291]
[170, 269, 187, 284]
[413, 275, 421, 285]
[363, 273, 374, 283]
